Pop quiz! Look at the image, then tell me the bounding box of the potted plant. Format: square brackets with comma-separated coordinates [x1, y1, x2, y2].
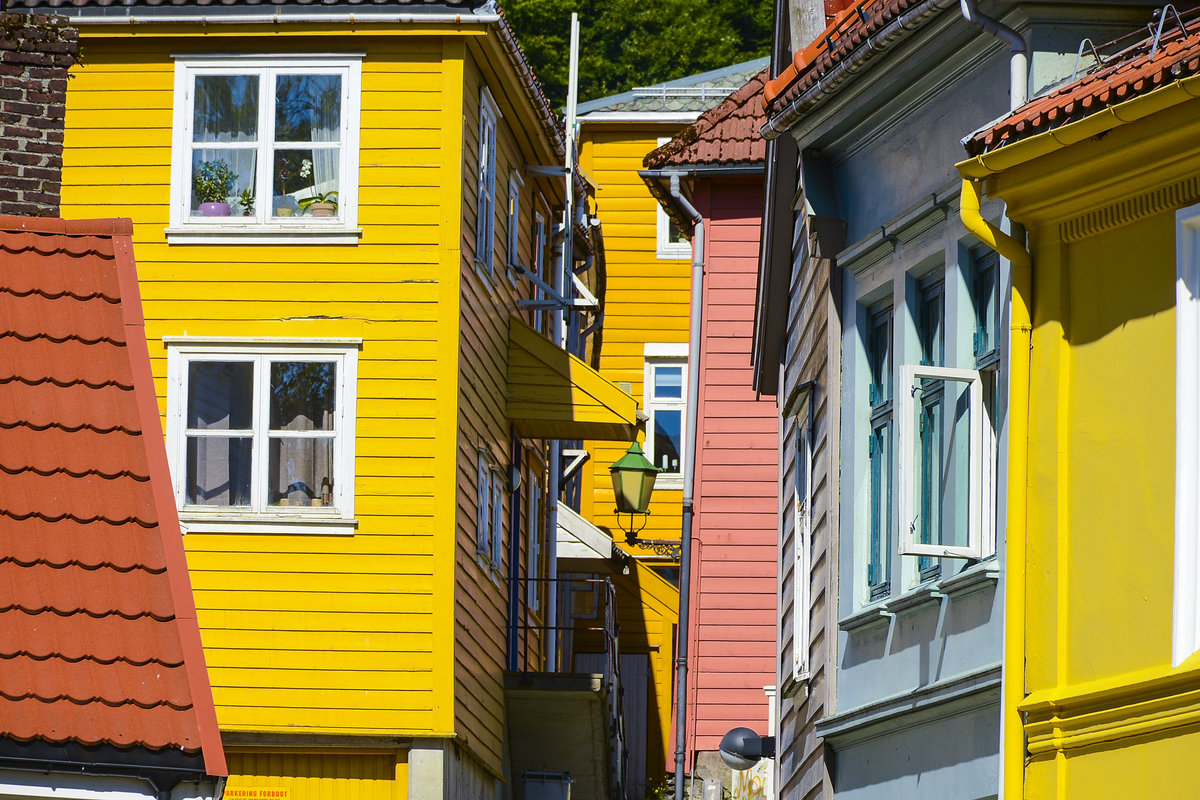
[237, 187, 255, 217]
[299, 190, 338, 218]
[193, 159, 237, 216]
[275, 155, 312, 217]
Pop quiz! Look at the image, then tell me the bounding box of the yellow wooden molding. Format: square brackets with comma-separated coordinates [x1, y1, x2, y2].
[1060, 174, 1200, 242]
[1021, 663, 1200, 756]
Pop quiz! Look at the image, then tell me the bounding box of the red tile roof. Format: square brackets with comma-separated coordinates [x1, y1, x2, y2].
[965, 18, 1200, 155]
[644, 68, 769, 168]
[0, 216, 226, 775]
[763, 0, 900, 113]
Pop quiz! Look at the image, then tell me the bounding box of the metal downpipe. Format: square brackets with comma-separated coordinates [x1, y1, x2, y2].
[959, 0, 1029, 109]
[670, 173, 704, 800]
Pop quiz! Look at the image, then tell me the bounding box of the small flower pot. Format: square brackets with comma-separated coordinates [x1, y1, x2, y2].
[309, 203, 336, 218]
[199, 202, 232, 217]
[275, 208, 294, 217]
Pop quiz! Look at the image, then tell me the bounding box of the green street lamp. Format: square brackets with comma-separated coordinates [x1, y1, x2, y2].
[610, 442, 659, 540]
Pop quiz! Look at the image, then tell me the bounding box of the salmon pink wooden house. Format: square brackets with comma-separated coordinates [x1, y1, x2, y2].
[644, 69, 780, 790]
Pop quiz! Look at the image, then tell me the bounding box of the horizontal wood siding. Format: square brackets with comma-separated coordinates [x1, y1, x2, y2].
[453, 43, 554, 777]
[776, 209, 836, 800]
[687, 178, 778, 755]
[60, 32, 462, 738]
[226, 748, 405, 800]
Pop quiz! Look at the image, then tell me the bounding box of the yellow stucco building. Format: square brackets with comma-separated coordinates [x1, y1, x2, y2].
[957, 17, 1200, 798]
[44, 1, 642, 797]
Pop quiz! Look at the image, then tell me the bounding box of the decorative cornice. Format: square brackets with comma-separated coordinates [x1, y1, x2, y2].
[1060, 174, 1200, 243]
[1022, 663, 1200, 757]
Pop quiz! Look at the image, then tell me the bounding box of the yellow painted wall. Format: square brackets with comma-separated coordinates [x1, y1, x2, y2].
[60, 28, 465, 738]
[226, 748, 407, 800]
[984, 102, 1200, 797]
[578, 123, 692, 546]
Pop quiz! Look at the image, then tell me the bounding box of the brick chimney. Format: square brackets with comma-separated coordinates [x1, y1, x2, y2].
[0, 13, 79, 217]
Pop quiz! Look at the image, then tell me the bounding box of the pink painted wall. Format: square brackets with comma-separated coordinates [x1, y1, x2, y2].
[685, 176, 779, 757]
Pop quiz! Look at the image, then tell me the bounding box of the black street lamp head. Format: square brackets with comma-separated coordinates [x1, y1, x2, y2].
[719, 727, 776, 771]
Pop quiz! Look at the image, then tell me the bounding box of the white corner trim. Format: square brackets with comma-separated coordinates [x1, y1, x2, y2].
[644, 342, 689, 358]
[1175, 201, 1200, 666]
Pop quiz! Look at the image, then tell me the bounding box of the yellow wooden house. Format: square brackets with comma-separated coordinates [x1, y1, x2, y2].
[33, 0, 643, 797]
[573, 57, 767, 790]
[956, 16, 1200, 798]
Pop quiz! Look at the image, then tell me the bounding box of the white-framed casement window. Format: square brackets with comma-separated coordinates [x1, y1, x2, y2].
[1174, 201, 1200, 665]
[165, 340, 359, 534]
[169, 55, 362, 243]
[475, 87, 500, 281]
[896, 364, 989, 560]
[792, 420, 813, 683]
[477, 447, 505, 570]
[655, 137, 692, 259]
[644, 343, 689, 488]
[527, 465, 544, 613]
[506, 169, 525, 282]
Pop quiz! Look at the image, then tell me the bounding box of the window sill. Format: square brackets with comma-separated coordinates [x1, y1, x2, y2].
[179, 513, 357, 536]
[886, 584, 944, 616]
[165, 225, 363, 245]
[781, 673, 810, 701]
[656, 247, 692, 260]
[938, 561, 1000, 598]
[838, 602, 893, 634]
[653, 476, 684, 490]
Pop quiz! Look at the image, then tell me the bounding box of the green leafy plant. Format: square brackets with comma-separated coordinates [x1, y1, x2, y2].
[237, 187, 255, 215]
[298, 190, 338, 214]
[193, 159, 237, 204]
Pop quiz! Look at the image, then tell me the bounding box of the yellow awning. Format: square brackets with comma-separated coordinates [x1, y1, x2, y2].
[507, 315, 642, 441]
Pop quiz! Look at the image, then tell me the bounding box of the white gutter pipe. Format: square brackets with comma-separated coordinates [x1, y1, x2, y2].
[959, 0, 1028, 109]
[670, 172, 704, 800]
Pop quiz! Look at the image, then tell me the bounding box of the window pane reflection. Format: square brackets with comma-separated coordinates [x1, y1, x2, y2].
[187, 361, 253, 430]
[654, 409, 682, 474]
[186, 436, 252, 506]
[270, 361, 336, 430]
[269, 437, 335, 507]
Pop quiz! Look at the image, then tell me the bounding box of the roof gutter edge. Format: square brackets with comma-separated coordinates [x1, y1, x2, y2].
[956, 71, 1200, 179]
[25, 9, 500, 25]
[761, 0, 958, 140]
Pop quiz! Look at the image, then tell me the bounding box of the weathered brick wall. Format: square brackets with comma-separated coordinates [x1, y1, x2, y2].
[0, 14, 79, 217]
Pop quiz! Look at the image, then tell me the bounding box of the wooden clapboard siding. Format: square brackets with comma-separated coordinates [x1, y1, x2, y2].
[577, 125, 692, 544]
[685, 178, 779, 756]
[59, 30, 463, 740]
[452, 43, 555, 777]
[226, 748, 405, 800]
[776, 209, 837, 800]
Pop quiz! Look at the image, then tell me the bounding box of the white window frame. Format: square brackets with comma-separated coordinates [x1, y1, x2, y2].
[656, 137, 692, 259]
[475, 87, 500, 281]
[164, 339, 359, 535]
[532, 205, 549, 332]
[895, 363, 987, 560]
[507, 169, 525, 283]
[792, 422, 813, 683]
[1175, 201, 1200, 665]
[644, 342, 689, 489]
[168, 54, 363, 244]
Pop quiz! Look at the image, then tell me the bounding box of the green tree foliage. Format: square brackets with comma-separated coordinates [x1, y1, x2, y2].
[504, 0, 773, 108]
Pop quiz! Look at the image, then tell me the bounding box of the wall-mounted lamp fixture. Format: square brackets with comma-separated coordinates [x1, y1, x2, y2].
[718, 727, 776, 771]
[610, 442, 680, 559]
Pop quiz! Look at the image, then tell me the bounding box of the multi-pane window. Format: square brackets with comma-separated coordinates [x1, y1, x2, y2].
[173, 58, 360, 229]
[793, 421, 813, 682]
[972, 248, 1001, 367]
[477, 448, 504, 569]
[644, 355, 687, 484]
[475, 88, 500, 279]
[167, 344, 358, 520]
[867, 304, 893, 599]
[915, 275, 945, 580]
[527, 468, 543, 612]
[656, 137, 692, 259]
[507, 171, 524, 280]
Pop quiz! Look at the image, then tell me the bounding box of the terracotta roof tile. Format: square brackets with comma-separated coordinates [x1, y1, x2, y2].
[645, 68, 769, 168]
[966, 17, 1200, 155]
[0, 216, 225, 775]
